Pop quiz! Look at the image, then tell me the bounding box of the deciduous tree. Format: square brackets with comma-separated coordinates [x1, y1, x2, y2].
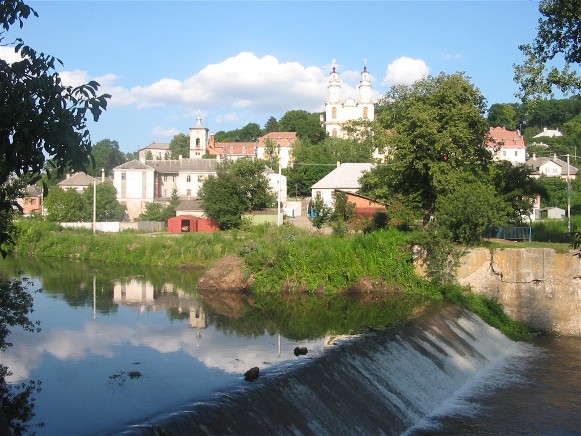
[169, 133, 190, 159]
[513, 0, 581, 102]
[366, 73, 491, 223]
[89, 139, 125, 177]
[199, 159, 274, 229]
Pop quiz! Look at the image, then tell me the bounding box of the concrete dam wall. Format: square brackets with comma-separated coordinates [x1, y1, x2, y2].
[420, 248, 580, 336]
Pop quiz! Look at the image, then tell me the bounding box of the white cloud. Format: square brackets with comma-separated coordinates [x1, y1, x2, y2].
[150, 126, 181, 138]
[442, 53, 463, 60]
[382, 56, 430, 86]
[121, 52, 327, 115]
[0, 46, 23, 64]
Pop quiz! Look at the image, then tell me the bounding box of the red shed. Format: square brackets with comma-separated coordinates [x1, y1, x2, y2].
[167, 215, 219, 233]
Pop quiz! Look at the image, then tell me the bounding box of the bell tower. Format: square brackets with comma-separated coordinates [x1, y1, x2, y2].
[189, 115, 208, 159]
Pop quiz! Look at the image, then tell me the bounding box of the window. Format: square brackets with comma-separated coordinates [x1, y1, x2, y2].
[187, 175, 191, 182]
[332, 107, 337, 119]
[121, 172, 126, 181]
[332, 128, 337, 137]
[172, 176, 176, 182]
[196, 138, 200, 146]
[503, 151, 507, 156]
[363, 107, 368, 119]
[30, 198, 36, 205]
[163, 175, 168, 182]
[186, 189, 191, 196]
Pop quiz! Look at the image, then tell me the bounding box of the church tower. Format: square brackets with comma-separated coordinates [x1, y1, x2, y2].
[189, 116, 208, 159]
[322, 60, 375, 138]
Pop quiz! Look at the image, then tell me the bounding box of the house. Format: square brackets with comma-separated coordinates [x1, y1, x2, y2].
[526, 154, 578, 180]
[335, 189, 387, 217]
[57, 172, 99, 193]
[533, 128, 563, 139]
[207, 138, 256, 161]
[138, 142, 170, 161]
[167, 215, 219, 233]
[17, 185, 43, 216]
[112, 158, 217, 220]
[536, 207, 566, 220]
[311, 162, 374, 208]
[207, 131, 297, 169]
[113, 157, 287, 221]
[255, 132, 297, 169]
[486, 127, 526, 164]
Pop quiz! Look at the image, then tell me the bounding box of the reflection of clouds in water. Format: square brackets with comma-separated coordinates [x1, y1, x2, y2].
[4, 316, 326, 382]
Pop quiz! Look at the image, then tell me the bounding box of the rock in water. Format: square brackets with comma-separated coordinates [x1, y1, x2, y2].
[244, 367, 259, 381]
[293, 346, 308, 356]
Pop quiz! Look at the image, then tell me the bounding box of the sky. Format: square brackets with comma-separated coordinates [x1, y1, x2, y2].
[1, 0, 544, 153]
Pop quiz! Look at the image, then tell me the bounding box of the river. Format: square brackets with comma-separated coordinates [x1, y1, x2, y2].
[0, 256, 579, 435]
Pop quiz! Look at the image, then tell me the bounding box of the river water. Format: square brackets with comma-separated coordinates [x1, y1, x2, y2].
[0, 256, 579, 435]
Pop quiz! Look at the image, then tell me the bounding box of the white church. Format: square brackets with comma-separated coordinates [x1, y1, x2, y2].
[320, 60, 375, 138]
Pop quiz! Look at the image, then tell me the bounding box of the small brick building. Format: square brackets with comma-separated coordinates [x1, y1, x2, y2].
[167, 215, 219, 233]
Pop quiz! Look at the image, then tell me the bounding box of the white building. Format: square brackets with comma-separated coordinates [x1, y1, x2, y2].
[533, 127, 563, 139]
[526, 154, 578, 180]
[486, 127, 526, 164]
[311, 162, 374, 208]
[320, 61, 375, 138]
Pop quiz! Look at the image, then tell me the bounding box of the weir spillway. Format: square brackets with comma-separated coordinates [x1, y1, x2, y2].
[123, 305, 528, 435]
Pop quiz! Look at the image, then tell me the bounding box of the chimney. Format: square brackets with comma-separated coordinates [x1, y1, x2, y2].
[66, 173, 71, 179]
[337, 161, 341, 168]
[553, 153, 557, 159]
[101, 168, 105, 182]
[179, 155, 182, 160]
[533, 153, 536, 159]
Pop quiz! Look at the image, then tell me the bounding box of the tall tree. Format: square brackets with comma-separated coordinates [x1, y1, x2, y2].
[89, 139, 125, 177]
[514, 0, 581, 102]
[279, 110, 325, 143]
[0, 0, 110, 250]
[365, 73, 491, 222]
[487, 103, 522, 130]
[199, 159, 274, 229]
[82, 183, 126, 221]
[264, 116, 280, 133]
[169, 133, 190, 159]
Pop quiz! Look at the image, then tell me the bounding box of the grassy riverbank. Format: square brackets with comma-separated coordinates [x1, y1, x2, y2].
[12, 219, 533, 340]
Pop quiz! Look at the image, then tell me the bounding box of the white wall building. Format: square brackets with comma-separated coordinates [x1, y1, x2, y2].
[311, 162, 374, 208]
[320, 61, 375, 138]
[486, 126, 526, 164]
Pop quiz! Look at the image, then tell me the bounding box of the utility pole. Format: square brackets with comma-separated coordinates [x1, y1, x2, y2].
[567, 154, 571, 233]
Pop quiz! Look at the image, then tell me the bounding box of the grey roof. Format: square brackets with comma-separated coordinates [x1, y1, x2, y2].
[57, 172, 97, 187]
[176, 198, 204, 212]
[114, 160, 154, 170]
[146, 158, 217, 173]
[311, 163, 374, 190]
[141, 142, 170, 151]
[525, 156, 578, 175]
[25, 185, 43, 197]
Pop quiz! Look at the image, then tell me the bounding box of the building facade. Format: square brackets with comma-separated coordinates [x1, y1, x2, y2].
[486, 126, 526, 164]
[320, 61, 375, 138]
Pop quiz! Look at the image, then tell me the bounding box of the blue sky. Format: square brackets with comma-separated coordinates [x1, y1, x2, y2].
[2, 1, 543, 153]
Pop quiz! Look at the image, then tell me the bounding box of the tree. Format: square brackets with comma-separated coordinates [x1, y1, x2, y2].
[435, 180, 507, 245]
[138, 202, 174, 222]
[0, 2, 109, 431]
[514, 0, 581, 102]
[487, 103, 522, 130]
[0, 0, 110, 249]
[369, 73, 491, 223]
[44, 188, 86, 222]
[308, 192, 333, 229]
[199, 159, 274, 229]
[279, 110, 325, 143]
[89, 139, 125, 177]
[261, 137, 280, 169]
[169, 133, 190, 159]
[264, 116, 280, 133]
[144, 150, 153, 160]
[490, 161, 547, 224]
[82, 183, 126, 221]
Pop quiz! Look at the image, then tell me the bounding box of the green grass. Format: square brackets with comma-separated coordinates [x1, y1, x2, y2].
[12, 219, 539, 339]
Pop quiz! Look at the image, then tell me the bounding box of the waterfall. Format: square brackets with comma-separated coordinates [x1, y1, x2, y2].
[122, 304, 524, 435]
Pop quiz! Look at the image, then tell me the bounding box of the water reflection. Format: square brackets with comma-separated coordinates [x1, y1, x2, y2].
[0, 255, 426, 435]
